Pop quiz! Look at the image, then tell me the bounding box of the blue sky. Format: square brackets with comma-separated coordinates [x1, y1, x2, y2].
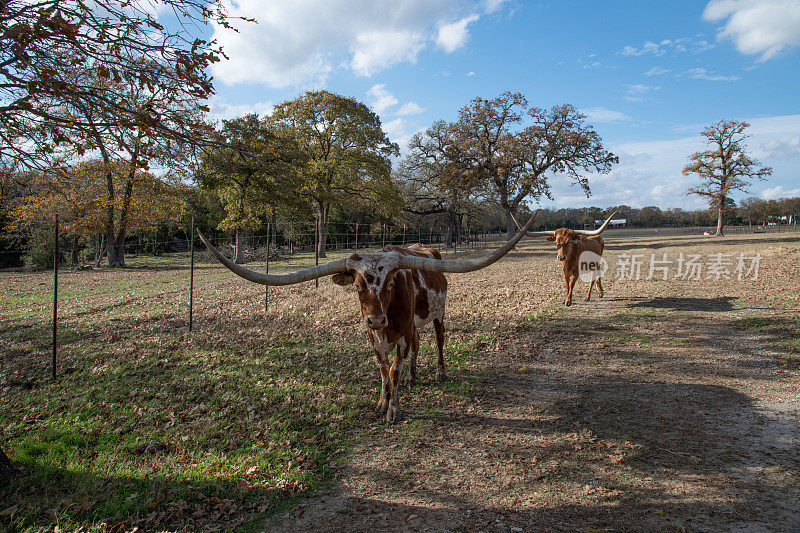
[203, 0, 800, 210]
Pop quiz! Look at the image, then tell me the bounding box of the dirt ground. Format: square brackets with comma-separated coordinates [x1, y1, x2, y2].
[267, 229, 800, 533]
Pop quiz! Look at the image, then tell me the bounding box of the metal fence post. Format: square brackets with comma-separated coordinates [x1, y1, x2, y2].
[265, 221, 270, 311]
[189, 216, 195, 332]
[52, 214, 58, 380]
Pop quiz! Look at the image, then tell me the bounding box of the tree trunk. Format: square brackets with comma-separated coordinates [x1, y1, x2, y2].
[716, 206, 725, 236]
[317, 203, 330, 259]
[234, 230, 244, 264]
[108, 241, 126, 267]
[71, 235, 79, 264]
[445, 208, 456, 248]
[0, 446, 15, 483]
[94, 234, 105, 268]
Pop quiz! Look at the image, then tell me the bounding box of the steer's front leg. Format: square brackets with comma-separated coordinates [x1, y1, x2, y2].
[369, 331, 393, 416]
[387, 336, 410, 423]
[374, 350, 391, 416]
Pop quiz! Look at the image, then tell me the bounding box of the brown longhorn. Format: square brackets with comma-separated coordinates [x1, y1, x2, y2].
[512, 210, 619, 306]
[197, 214, 537, 423]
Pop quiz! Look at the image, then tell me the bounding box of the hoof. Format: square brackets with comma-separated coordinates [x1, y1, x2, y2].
[386, 404, 400, 423]
[374, 400, 388, 416]
[584, 296, 591, 302]
[565, 301, 572, 307]
[598, 293, 604, 298]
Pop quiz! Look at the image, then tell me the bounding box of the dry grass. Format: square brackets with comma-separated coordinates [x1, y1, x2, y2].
[2, 228, 799, 532]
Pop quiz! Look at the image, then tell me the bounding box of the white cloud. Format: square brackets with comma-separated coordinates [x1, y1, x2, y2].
[760, 136, 800, 159]
[618, 37, 714, 57]
[541, 114, 800, 209]
[208, 99, 274, 122]
[366, 84, 399, 114]
[704, 0, 800, 61]
[211, 1, 501, 87]
[483, 0, 507, 13]
[761, 185, 800, 199]
[466, 71, 476, 76]
[436, 14, 480, 52]
[398, 102, 425, 115]
[581, 107, 634, 123]
[680, 67, 741, 81]
[625, 84, 659, 101]
[351, 30, 426, 76]
[644, 66, 671, 76]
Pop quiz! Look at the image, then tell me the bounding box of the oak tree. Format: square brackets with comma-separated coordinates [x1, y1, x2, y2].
[198, 114, 302, 263]
[684, 120, 772, 236]
[450, 93, 618, 237]
[268, 90, 399, 258]
[1, 0, 237, 168]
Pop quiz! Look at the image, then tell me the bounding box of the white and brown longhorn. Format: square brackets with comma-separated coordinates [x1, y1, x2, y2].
[515, 211, 618, 306]
[197, 215, 536, 423]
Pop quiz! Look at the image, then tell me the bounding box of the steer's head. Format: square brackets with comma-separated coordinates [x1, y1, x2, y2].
[331, 252, 402, 330]
[515, 211, 619, 262]
[548, 228, 580, 262]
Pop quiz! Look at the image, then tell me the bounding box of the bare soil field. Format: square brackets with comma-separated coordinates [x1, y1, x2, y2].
[2, 229, 799, 532]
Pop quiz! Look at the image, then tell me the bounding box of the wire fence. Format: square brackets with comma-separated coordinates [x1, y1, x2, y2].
[5, 215, 799, 380]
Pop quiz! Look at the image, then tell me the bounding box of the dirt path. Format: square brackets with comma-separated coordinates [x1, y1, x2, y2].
[269, 280, 800, 532]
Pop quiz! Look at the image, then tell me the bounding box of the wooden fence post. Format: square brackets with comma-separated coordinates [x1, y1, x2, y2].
[314, 218, 319, 289]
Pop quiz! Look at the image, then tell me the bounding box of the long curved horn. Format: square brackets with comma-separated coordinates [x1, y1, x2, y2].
[572, 210, 619, 236]
[509, 211, 554, 237]
[197, 229, 347, 285]
[394, 213, 537, 273]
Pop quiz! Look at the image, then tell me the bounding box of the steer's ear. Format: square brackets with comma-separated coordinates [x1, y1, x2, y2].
[331, 272, 355, 286]
[546, 236, 556, 242]
[572, 234, 581, 241]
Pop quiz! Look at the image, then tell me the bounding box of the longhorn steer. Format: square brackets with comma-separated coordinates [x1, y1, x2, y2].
[516, 211, 617, 306]
[197, 215, 535, 423]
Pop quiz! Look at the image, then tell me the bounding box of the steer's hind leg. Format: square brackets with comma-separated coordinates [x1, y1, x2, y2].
[433, 318, 447, 382]
[596, 277, 604, 298]
[409, 330, 419, 387]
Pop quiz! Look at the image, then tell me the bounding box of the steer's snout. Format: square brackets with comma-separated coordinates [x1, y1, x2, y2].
[365, 315, 388, 330]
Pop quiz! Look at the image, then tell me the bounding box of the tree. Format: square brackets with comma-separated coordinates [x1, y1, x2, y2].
[450, 94, 618, 237]
[398, 121, 478, 247]
[638, 206, 664, 227]
[269, 90, 399, 258]
[39, 60, 209, 266]
[11, 160, 184, 266]
[683, 120, 772, 236]
[198, 114, 302, 263]
[1, 0, 237, 168]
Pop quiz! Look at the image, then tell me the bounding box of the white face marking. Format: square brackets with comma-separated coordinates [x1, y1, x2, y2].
[346, 253, 400, 296]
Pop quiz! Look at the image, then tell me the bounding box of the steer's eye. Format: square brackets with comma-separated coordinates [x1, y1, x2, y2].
[356, 284, 365, 292]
